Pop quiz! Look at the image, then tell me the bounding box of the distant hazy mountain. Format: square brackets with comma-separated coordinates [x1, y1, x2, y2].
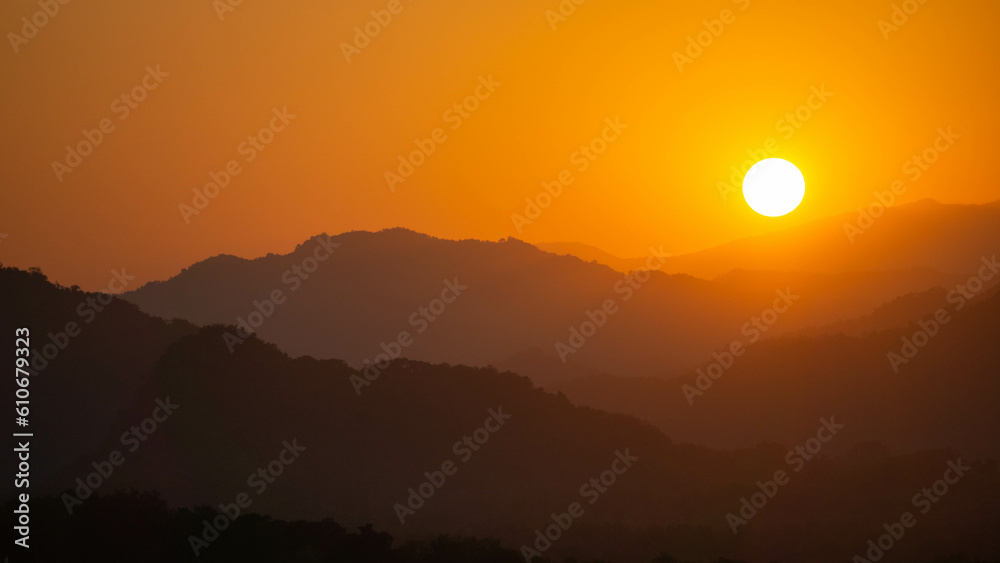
[494, 345, 613, 387]
[5, 267, 999, 563]
[122, 229, 962, 378]
[790, 286, 950, 339]
[550, 286, 1000, 457]
[534, 241, 652, 272]
[661, 199, 1000, 279]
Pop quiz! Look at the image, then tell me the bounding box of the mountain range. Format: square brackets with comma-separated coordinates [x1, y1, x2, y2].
[2, 265, 999, 563]
[122, 200, 996, 381]
[4, 198, 999, 562]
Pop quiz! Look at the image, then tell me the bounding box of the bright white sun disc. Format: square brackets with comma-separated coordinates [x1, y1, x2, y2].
[742, 158, 805, 217]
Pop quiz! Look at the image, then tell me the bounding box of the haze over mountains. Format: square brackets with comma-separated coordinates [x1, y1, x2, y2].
[533, 242, 653, 273]
[108, 198, 1000, 457]
[512, 200, 1000, 280]
[121, 200, 993, 382]
[658, 199, 1000, 279]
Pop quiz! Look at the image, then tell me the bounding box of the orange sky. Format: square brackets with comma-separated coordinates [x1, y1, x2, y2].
[1, 0, 998, 290]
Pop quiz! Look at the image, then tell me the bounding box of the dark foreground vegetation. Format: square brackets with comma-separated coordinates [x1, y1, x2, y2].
[3, 492, 998, 563]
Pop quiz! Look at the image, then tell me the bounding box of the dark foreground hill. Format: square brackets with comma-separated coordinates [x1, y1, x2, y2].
[3, 492, 999, 563]
[0, 266, 198, 486]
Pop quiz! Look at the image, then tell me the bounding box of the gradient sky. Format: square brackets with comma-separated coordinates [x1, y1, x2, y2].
[2, 0, 998, 290]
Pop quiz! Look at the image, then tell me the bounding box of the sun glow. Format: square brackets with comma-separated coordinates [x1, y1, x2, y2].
[742, 158, 806, 217]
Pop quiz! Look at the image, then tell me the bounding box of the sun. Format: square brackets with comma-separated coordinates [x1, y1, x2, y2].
[742, 158, 805, 217]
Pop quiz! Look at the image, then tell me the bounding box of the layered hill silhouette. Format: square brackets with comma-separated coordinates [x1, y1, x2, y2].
[5, 202, 999, 561]
[3, 266, 1000, 563]
[659, 199, 1000, 279]
[550, 283, 1000, 457]
[122, 226, 969, 378]
[790, 287, 951, 339]
[534, 242, 652, 273]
